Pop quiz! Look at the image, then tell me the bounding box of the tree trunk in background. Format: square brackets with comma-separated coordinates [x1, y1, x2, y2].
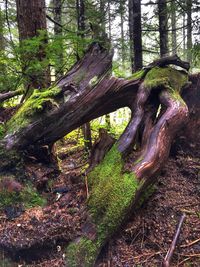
[119, 0, 126, 65]
[53, 0, 63, 78]
[0, 7, 5, 95]
[0, 7, 4, 52]
[78, 0, 86, 37]
[158, 0, 169, 57]
[186, 0, 192, 63]
[183, 9, 186, 58]
[108, 1, 112, 40]
[77, 0, 92, 151]
[99, 0, 106, 31]
[99, 0, 111, 130]
[129, 0, 143, 72]
[16, 0, 50, 90]
[171, 0, 177, 55]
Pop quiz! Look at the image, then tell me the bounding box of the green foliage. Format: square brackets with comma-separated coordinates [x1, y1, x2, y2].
[128, 69, 145, 80]
[193, 42, 200, 69]
[0, 124, 5, 139]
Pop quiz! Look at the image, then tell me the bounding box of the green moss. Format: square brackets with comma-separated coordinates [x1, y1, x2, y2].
[66, 145, 141, 266]
[20, 184, 46, 208]
[89, 76, 98, 86]
[136, 183, 156, 209]
[88, 146, 138, 232]
[0, 124, 5, 139]
[0, 182, 46, 209]
[66, 238, 98, 267]
[144, 67, 188, 93]
[128, 69, 145, 80]
[0, 144, 22, 173]
[6, 86, 61, 134]
[65, 146, 157, 266]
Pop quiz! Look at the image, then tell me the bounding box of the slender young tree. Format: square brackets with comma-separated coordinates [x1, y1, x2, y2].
[129, 0, 143, 72]
[16, 0, 50, 90]
[171, 0, 177, 54]
[53, 0, 64, 78]
[158, 0, 169, 57]
[0, 7, 6, 94]
[0, 7, 4, 52]
[77, 0, 92, 151]
[186, 0, 192, 63]
[119, 0, 126, 65]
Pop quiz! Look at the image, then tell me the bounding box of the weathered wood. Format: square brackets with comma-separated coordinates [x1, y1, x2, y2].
[88, 128, 116, 171]
[144, 54, 190, 72]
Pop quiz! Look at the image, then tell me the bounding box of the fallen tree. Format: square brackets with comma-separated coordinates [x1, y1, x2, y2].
[0, 43, 199, 266]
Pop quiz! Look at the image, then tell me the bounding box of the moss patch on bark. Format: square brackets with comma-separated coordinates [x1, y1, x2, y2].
[6, 86, 61, 134]
[144, 67, 188, 92]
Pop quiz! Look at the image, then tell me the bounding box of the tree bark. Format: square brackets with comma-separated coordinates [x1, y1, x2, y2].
[16, 0, 50, 90]
[129, 0, 143, 72]
[171, 0, 177, 54]
[186, 0, 192, 63]
[158, 0, 169, 57]
[53, 0, 64, 78]
[76, 0, 92, 152]
[0, 7, 6, 93]
[119, 0, 126, 65]
[0, 7, 4, 52]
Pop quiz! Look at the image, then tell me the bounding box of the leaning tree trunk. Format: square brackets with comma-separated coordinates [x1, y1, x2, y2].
[0, 43, 196, 266]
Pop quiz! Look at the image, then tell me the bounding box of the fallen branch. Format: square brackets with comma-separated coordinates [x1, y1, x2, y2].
[0, 88, 24, 103]
[162, 213, 186, 267]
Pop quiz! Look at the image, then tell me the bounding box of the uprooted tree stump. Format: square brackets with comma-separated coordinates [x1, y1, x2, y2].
[0, 43, 199, 266]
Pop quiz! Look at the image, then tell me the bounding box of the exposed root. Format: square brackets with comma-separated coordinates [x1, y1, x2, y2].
[133, 89, 189, 179]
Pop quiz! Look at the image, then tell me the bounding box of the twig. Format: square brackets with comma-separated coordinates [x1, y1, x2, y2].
[177, 253, 200, 257]
[181, 238, 200, 248]
[162, 213, 186, 267]
[177, 257, 191, 266]
[84, 172, 89, 199]
[134, 251, 162, 259]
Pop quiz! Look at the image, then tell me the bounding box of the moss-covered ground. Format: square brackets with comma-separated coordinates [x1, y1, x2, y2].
[0, 181, 46, 209]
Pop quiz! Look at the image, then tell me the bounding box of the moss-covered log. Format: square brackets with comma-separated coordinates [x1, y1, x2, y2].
[0, 43, 199, 267]
[64, 65, 189, 267]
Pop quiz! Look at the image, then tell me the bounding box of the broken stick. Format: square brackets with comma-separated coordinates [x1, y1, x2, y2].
[162, 213, 186, 267]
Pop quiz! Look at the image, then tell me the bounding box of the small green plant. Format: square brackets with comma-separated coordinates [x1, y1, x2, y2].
[0, 183, 46, 209]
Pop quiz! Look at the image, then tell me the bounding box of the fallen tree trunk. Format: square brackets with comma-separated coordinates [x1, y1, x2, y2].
[0, 43, 199, 266]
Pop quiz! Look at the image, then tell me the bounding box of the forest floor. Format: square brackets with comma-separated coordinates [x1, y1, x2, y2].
[0, 118, 200, 266]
